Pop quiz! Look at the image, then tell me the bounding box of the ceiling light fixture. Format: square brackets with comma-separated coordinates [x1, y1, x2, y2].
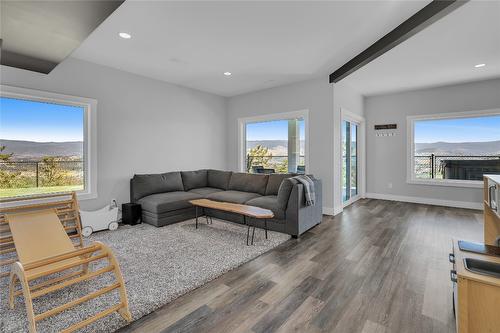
[119, 32, 131, 39]
[474, 63, 486, 68]
[224, 72, 232, 76]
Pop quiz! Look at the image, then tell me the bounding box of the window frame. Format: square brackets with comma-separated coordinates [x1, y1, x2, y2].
[0, 85, 98, 200]
[238, 110, 309, 174]
[406, 108, 500, 188]
[341, 108, 365, 207]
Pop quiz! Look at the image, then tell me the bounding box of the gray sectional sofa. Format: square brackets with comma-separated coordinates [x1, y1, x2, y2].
[130, 169, 322, 237]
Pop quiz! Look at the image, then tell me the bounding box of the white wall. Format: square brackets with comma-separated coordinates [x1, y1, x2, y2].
[333, 82, 364, 118]
[0, 58, 227, 210]
[227, 77, 364, 214]
[365, 78, 500, 209]
[1, 58, 367, 214]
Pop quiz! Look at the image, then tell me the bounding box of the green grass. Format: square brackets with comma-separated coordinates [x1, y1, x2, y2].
[0, 185, 84, 198]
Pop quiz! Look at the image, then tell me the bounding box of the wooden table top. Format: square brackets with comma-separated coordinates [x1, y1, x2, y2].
[7, 209, 79, 276]
[189, 199, 274, 219]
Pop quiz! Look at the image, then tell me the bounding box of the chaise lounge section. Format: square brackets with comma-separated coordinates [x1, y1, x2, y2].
[130, 169, 322, 237]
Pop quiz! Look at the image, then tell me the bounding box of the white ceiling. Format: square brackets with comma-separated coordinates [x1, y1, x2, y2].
[71, 0, 431, 97]
[343, 0, 500, 96]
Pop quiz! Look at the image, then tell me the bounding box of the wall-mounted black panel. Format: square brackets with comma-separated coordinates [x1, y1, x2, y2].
[0, 0, 124, 74]
[374, 124, 397, 130]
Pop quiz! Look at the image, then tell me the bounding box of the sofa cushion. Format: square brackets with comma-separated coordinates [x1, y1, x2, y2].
[131, 172, 184, 201]
[276, 178, 298, 210]
[228, 172, 268, 195]
[245, 195, 285, 220]
[207, 169, 232, 190]
[181, 170, 208, 191]
[142, 207, 194, 219]
[138, 191, 202, 214]
[265, 173, 295, 195]
[188, 187, 223, 196]
[206, 190, 261, 204]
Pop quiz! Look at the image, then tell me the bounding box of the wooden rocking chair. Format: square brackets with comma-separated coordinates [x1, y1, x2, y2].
[0, 192, 132, 333]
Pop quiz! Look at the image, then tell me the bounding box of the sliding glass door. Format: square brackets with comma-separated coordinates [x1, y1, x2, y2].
[342, 120, 358, 204]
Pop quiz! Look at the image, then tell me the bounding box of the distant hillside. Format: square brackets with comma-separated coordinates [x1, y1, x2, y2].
[0, 139, 83, 160]
[415, 140, 500, 155]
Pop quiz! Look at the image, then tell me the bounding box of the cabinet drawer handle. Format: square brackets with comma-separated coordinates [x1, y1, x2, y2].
[450, 270, 457, 283]
[489, 185, 498, 211]
[449, 253, 455, 263]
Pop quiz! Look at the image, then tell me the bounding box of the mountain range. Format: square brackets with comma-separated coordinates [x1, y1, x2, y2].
[247, 140, 305, 156]
[0, 139, 83, 160]
[0, 139, 498, 161]
[415, 140, 500, 155]
[249, 139, 500, 156]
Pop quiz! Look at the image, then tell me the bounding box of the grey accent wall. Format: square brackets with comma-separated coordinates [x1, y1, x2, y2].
[365, 78, 500, 205]
[227, 77, 363, 213]
[0, 58, 227, 210]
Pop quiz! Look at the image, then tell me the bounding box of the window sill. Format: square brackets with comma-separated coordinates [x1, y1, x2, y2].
[77, 191, 97, 200]
[0, 190, 96, 205]
[407, 178, 483, 188]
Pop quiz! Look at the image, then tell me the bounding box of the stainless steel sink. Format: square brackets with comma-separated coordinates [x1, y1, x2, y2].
[463, 258, 500, 278]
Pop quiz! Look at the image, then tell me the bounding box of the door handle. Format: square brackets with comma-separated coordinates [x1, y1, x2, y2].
[449, 253, 455, 263]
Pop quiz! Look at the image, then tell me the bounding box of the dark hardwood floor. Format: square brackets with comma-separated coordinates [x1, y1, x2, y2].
[119, 199, 483, 333]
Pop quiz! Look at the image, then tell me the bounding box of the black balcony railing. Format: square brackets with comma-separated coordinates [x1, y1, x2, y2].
[414, 155, 500, 180]
[246, 155, 305, 173]
[0, 160, 84, 188]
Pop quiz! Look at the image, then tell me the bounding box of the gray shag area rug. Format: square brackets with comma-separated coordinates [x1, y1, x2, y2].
[0, 218, 289, 332]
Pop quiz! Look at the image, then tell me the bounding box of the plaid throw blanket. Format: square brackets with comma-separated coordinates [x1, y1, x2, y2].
[292, 175, 316, 206]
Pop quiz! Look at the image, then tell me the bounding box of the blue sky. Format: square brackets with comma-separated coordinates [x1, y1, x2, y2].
[0, 97, 84, 142]
[2, 95, 497, 145]
[246, 119, 305, 141]
[415, 115, 500, 143]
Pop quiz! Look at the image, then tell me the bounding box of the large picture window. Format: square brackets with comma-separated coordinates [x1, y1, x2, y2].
[407, 109, 500, 187]
[0, 86, 96, 199]
[239, 111, 308, 174]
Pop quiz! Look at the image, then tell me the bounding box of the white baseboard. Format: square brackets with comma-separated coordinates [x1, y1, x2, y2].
[322, 206, 343, 216]
[365, 192, 482, 210]
[323, 207, 335, 216]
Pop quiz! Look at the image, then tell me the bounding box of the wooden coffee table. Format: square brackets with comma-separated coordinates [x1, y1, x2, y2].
[189, 199, 274, 245]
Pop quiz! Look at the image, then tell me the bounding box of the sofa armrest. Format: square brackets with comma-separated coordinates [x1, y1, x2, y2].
[130, 178, 136, 203]
[285, 179, 323, 236]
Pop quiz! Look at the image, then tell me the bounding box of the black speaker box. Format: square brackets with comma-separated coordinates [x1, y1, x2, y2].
[122, 203, 142, 225]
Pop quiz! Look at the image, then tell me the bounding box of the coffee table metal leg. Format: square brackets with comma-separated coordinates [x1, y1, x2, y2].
[251, 224, 256, 245]
[195, 206, 198, 229]
[245, 216, 250, 246]
[264, 219, 268, 239]
[209, 216, 213, 224]
[205, 215, 209, 224]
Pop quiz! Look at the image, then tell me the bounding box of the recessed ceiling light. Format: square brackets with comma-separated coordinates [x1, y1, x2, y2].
[224, 72, 232, 76]
[119, 32, 131, 39]
[474, 63, 486, 68]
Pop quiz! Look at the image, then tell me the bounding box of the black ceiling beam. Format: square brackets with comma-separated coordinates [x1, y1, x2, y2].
[329, 0, 469, 83]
